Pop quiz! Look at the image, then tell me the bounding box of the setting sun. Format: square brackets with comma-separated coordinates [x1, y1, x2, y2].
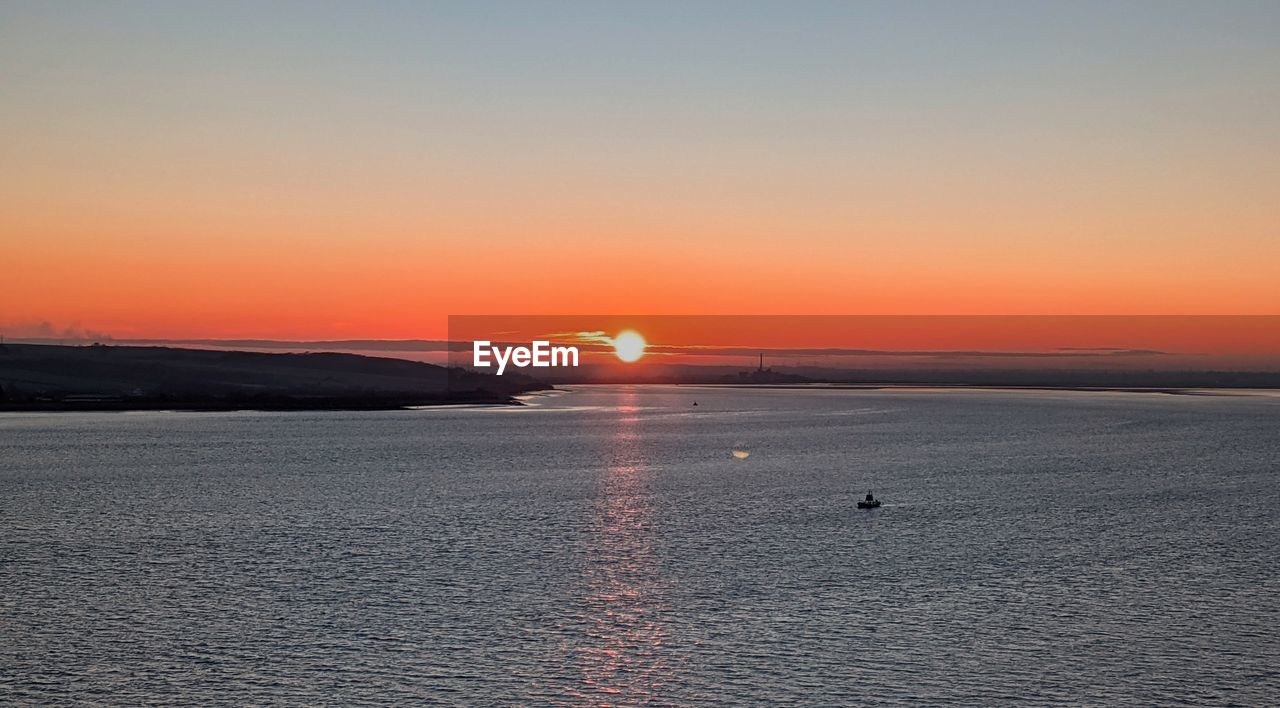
[612, 330, 646, 363]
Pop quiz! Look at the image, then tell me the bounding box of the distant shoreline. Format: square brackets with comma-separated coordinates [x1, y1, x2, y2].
[6, 384, 1278, 413]
[0, 393, 525, 413]
[683, 383, 1277, 396]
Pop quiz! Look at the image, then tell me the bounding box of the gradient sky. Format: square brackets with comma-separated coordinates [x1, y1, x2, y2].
[3, 1, 1278, 340]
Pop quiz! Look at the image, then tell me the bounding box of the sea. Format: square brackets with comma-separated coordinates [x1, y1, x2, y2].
[2, 385, 1278, 705]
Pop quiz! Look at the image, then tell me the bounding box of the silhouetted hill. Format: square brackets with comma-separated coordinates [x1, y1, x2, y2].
[0, 343, 548, 410]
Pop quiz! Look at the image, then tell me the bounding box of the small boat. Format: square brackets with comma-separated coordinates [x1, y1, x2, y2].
[857, 490, 881, 509]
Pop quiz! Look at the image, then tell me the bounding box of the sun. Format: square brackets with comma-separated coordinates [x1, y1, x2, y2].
[612, 330, 646, 363]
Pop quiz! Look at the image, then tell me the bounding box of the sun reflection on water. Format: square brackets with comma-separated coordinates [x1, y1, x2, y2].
[570, 388, 674, 701]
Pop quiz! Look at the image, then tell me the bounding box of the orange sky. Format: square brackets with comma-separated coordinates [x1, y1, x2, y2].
[3, 4, 1278, 343]
[446, 316, 1280, 370]
[7, 209, 1278, 342]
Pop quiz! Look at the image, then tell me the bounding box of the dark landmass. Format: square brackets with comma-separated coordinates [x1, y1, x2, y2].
[6, 342, 1273, 412]
[534, 363, 1280, 389]
[720, 359, 812, 384]
[790, 367, 1280, 389]
[0, 343, 549, 411]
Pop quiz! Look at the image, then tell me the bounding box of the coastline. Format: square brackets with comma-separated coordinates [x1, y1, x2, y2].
[0, 343, 547, 412]
[687, 382, 1278, 396]
[0, 393, 527, 413]
[8, 383, 1278, 413]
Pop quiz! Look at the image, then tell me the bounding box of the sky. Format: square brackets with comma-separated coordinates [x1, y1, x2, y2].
[2, 1, 1278, 342]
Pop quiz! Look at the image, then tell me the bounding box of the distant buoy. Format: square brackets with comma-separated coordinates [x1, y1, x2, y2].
[732, 450, 750, 460]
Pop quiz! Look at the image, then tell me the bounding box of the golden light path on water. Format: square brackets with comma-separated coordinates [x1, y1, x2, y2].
[572, 387, 673, 699]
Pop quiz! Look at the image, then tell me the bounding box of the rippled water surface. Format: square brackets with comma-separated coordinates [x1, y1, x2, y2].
[3, 386, 1279, 704]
